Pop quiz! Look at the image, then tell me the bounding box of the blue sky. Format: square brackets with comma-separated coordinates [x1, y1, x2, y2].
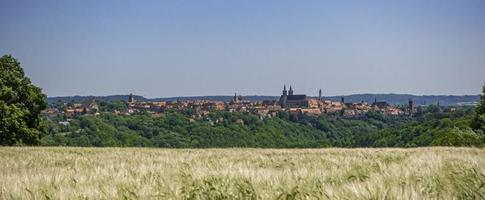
[1, 0, 484, 97]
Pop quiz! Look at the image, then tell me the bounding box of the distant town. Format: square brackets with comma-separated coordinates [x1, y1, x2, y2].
[42, 85, 473, 126]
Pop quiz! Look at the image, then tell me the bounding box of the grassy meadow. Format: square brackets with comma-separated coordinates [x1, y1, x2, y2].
[1, 147, 484, 199]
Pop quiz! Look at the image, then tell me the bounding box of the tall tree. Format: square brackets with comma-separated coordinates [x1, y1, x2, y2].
[471, 83, 485, 133]
[0, 55, 47, 145]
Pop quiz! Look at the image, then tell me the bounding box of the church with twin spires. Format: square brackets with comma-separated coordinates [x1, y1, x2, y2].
[279, 85, 308, 108]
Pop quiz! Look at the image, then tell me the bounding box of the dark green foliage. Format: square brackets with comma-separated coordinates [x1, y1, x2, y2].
[471, 84, 485, 134]
[358, 107, 484, 147]
[0, 55, 47, 145]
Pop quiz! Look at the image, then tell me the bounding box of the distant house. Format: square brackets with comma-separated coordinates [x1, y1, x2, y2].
[210, 101, 225, 111]
[385, 107, 403, 115]
[322, 101, 344, 113]
[81, 99, 98, 113]
[63, 99, 98, 117]
[372, 98, 389, 111]
[64, 108, 84, 117]
[307, 99, 320, 109]
[301, 108, 321, 116]
[262, 100, 279, 106]
[350, 102, 370, 112]
[42, 108, 59, 118]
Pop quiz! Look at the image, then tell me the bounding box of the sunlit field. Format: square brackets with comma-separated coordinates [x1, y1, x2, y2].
[1, 147, 484, 199]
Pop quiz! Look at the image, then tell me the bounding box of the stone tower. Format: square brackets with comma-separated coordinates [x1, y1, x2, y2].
[128, 93, 135, 104]
[408, 99, 414, 117]
[280, 85, 288, 108]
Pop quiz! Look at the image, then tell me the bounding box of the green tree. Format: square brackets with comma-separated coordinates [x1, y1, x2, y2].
[432, 127, 482, 147]
[0, 55, 47, 145]
[471, 83, 485, 133]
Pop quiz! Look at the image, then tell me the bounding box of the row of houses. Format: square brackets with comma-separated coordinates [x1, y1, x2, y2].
[44, 89, 417, 124]
[125, 90, 414, 119]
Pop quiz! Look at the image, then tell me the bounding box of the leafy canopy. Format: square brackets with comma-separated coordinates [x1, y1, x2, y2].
[0, 55, 47, 145]
[471, 83, 485, 133]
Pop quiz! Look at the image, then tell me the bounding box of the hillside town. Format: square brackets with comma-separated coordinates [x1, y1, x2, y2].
[43, 85, 422, 122]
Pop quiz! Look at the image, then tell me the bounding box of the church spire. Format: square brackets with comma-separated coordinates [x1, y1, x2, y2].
[289, 85, 294, 95]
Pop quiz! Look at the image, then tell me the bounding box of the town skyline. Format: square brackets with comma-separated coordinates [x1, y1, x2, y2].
[46, 85, 418, 123]
[47, 84, 480, 108]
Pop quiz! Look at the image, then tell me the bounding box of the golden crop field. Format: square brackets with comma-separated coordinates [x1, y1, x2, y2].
[1, 147, 484, 199]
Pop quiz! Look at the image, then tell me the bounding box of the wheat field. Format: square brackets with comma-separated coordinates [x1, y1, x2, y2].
[0, 147, 484, 199]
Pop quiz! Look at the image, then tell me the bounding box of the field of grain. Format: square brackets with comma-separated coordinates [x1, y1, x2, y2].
[1, 147, 484, 199]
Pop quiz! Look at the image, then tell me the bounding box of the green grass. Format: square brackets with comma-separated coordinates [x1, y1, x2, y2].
[1, 147, 484, 199]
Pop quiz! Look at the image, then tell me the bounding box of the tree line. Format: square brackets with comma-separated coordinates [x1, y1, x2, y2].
[39, 105, 485, 147]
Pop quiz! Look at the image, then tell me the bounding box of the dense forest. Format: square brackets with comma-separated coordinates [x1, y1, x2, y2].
[40, 104, 485, 148]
